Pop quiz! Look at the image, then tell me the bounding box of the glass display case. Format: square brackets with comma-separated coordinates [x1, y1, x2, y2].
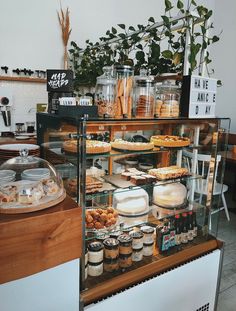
[37, 113, 230, 307]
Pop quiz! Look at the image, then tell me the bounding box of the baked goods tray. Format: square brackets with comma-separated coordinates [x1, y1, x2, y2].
[103, 175, 133, 188]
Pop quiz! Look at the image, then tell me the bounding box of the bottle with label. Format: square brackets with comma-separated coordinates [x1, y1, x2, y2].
[187, 211, 194, 241]
[174, 214, 182, 246]
[181, 213, 189, 244]
[156, 222, 170, 254]
[168, 217, 176, 248]
[192, 211, 198, 238]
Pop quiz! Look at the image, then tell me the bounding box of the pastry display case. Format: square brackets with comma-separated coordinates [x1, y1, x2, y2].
[37, 113, 230, 308]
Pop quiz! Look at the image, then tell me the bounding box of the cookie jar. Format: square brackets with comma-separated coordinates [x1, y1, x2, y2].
[94, 66, 117, 118]
[134, 70, 155, 118]
[155, 77, 181, 118]
[114, 64, 134, 118]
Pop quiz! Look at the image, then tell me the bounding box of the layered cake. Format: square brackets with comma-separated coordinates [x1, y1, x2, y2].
[153, 182, 187, 208]
[150, 135, 190, 147]
[148, 165, 189, 180]
[111, 139, 154, 151]
[113, 187, 149, 215]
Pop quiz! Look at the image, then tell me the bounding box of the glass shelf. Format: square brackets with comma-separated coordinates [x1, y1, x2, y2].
[84, 200, 205, 241]
[85, 173, 202, 200]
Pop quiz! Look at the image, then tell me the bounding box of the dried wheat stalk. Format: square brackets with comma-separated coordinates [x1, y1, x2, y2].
[57, 7, 72, 69]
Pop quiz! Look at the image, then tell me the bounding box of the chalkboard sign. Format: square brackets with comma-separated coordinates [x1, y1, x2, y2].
[46, 69, 74, 92]
[180, 75, 217, 118]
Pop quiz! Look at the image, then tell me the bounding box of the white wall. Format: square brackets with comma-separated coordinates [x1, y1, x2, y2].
[212, 0, 236, 133]
[0, 0, 222, 133]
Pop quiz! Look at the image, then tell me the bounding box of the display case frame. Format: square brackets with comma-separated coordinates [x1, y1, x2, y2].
[37, 113, 230, 308]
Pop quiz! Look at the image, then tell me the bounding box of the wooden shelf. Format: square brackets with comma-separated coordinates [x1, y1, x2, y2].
[0, 76, 46, 83]
[81, 238, 221, 306]
[0, 195, 82, 284]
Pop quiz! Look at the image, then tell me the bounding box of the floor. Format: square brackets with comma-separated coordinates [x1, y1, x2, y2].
[216, 190, 236, 311]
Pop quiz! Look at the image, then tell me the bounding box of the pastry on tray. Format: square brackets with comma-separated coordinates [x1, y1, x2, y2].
[111, 139, 154, 151]
[150, 135, 190, 147]
[67, 176, 103, 195]
[86, 207, 118, 230]
[63, 140, 111, 154]
[148, 165, 189, 180]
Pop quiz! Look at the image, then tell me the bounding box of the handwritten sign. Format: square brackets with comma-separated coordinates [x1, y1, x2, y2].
[180, 75, 217, 118]
[46, 69, 73, 92]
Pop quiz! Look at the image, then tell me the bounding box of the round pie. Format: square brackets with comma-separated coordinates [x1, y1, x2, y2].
[150, 135, 190, 147]
[63, 140, 111, 154]
[111, 139, 154, 151]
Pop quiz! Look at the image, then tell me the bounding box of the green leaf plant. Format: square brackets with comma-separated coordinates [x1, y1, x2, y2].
[69, 0, 220, 92]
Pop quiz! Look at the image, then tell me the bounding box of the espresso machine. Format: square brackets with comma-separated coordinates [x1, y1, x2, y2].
[0, 87, 12, 127]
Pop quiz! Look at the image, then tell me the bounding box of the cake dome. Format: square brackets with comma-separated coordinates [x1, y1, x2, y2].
[0, 149, 65, 213]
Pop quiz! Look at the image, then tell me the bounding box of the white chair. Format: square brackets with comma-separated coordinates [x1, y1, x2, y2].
[183, 149, 230, 222]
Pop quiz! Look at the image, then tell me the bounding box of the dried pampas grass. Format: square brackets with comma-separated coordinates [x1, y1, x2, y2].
[58, 7, 72, 69]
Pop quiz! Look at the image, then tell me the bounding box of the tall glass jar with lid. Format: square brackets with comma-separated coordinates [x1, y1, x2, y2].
[155, 75, 181, 118]
[134, 69, 155, 118]
[114, 65, 134, 119]
[94, 66, 117, 118]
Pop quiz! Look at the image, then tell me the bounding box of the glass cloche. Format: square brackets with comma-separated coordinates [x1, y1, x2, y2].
[0, 149, 65, 213]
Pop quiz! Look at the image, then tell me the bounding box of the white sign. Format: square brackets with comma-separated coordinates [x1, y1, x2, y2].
[189, 75, 217, 118]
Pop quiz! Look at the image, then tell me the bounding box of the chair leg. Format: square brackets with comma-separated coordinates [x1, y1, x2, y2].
[222, 192, 230, 221]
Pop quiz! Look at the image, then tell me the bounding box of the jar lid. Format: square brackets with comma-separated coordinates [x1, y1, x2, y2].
[119, 253, 132, 259]
[96, 234, 110, 242]
[88, 241, 104, 252]
[104, 257, 119, 264]
[136, 77, 155, 86]
[143, 241, 154, 247]
[122, 227, 133, 234]
[103, 238, 119, 249]
[109, 231, 122, 238]
[96, 66, 116, 85]
[132, 246, 143, 252]
[115, 64, 133, 72]
[141, 225, 154, 234]
[88, 260, 103, 266]
[130, 231, 144, 239]
[118, 234, 133, 244]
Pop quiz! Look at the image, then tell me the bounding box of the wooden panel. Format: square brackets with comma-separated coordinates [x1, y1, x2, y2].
[0, 196, 82, 284]
[81, 239, 219, 305]
[0, 76, 46, 83]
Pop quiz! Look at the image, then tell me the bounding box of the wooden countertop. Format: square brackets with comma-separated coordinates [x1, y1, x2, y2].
[0, 195, 82, 284]
[0, 136, 37, 145]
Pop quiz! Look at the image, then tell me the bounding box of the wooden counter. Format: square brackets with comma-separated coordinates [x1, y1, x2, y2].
[0, 195, 82, 284]
[0, 136, 37, 145]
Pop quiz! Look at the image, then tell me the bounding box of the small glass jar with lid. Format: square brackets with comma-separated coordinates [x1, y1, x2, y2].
[94, 66, 117, 118]
[155, 75, 181, 118]
[134, 69, 155, 118]
[114, 64, 134, 118]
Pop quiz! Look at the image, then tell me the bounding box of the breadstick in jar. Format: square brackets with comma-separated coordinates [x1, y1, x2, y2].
[117, 79, 124, 97]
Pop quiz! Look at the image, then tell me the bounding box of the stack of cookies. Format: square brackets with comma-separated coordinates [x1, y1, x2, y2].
[136, 95, 154, 118]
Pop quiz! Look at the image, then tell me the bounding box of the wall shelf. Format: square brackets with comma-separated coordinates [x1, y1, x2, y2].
[0, 76, 46, 83]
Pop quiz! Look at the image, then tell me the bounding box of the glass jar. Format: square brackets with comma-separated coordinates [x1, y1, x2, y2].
[118, 234, 133, 255]
[103, 238, 119, 259]
[130, 231, 144, 249]
[134, 73, 155, 118]
[88, 261, 103, 277]
[95, 66, 116, 118]
[114, 65, 134, 118]
[88, 241, 104, 263]
[104, 257, 119, 272]
[119, 253, 132, 268]
[132, 247, 143, 262]
[155, 78, 180, 118]
[140, 225, 154, 244]
[143, 242, 154, 256]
